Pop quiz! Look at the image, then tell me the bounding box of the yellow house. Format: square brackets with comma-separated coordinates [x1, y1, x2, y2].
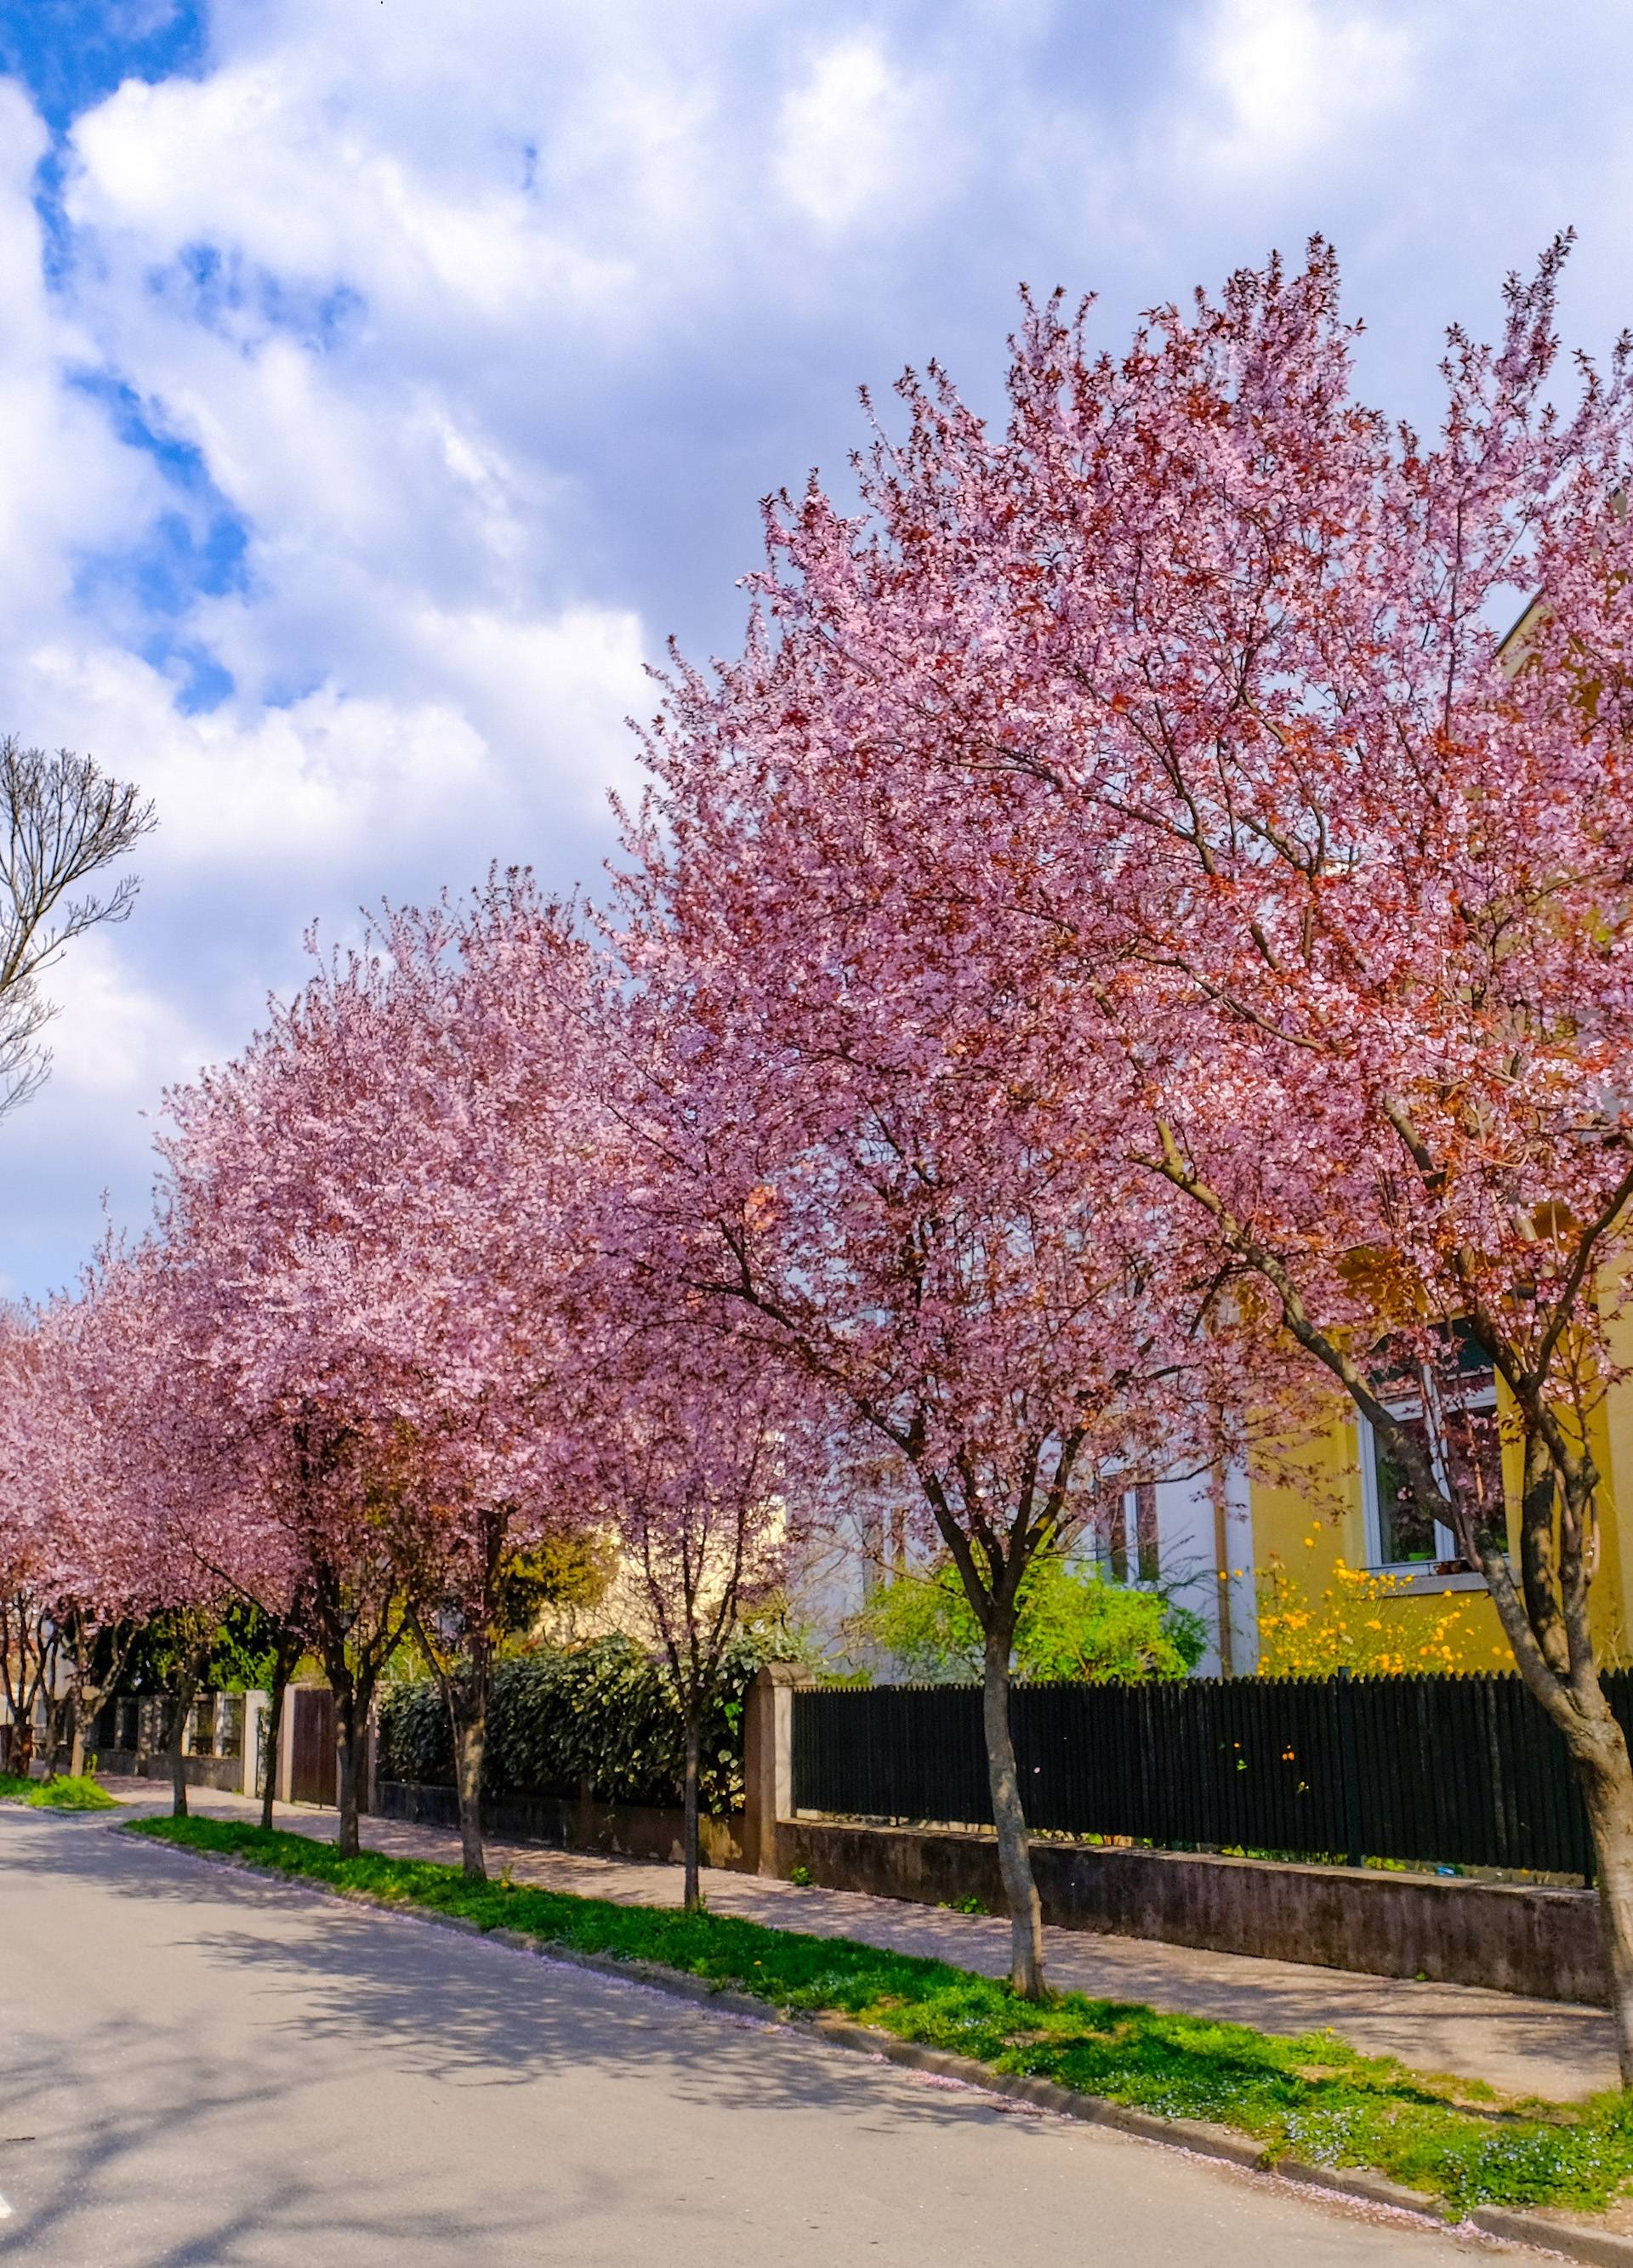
[1091, 1314, 1632, 1680]
[1234, 1321, 1633, 1676]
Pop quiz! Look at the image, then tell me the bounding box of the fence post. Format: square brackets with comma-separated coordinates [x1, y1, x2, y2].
[1334, 1668, 1364, 1868]
[242, 1691, 267, 1799]
[743, 1663, 809, 1877]
[275, 1687, 297, 1805]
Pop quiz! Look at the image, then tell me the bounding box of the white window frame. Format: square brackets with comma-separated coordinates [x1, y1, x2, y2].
[1357, 1367, 1498, 1575]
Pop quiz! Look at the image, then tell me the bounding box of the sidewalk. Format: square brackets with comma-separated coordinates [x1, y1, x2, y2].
[105, 1777, 1614, 2103]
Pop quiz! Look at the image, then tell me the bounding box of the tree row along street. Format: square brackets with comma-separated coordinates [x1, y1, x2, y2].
[5, 235, 1633, 2259]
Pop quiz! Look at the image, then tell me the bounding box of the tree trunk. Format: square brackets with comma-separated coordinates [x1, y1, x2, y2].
[168, 1669, 200, 1820]
[43, 1683, 71, 1776]
[333, 1697, 362, 1859]
[260, 1652, 295, 1831]
[982, 1618, 1045, 1998]
[454, 1708, 486, 1884]
[1566, 1712, 1633, 2085]
[682, 1707, 702, 1914]
[68, 1672, 121, 1779]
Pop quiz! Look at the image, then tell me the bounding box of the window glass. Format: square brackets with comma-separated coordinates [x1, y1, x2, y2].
[1369, 1412, 1441, 1565]
[1135, 1482, 1160, 1583]
[1364, 1328, 1508, 1571]
[1107, 1494, 1128, 1584]
[1443, 1400, 1507, 1559]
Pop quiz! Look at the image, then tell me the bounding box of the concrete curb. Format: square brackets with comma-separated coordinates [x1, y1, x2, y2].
[1467, 2211, 1633, 2267]
[117, 1823, 1632, 2263]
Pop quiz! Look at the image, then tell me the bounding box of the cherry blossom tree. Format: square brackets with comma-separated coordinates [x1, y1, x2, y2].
[28, 1260, 160, 1776]
[0, 1306, 60, 1773]
[158, 950, 434, 1855]
[0, 1241, 238, 1806]
[378, 884, 606, 1880]
[0, 1258, 183, 1780]
[93, 1242, 249, 1817]
[158, 884, 601, 1871]
[586, 1316, 813, 1909]
[670, 239, 1633, 2068]
[606, 736, 1285, 1995]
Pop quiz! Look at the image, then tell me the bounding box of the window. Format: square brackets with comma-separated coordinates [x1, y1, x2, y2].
[1360, 1339, 1506, 1572]
[1105, 1482, 1160, 1584]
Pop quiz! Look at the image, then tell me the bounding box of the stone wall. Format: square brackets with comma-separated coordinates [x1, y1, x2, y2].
[772, 1816, 1607, 2006]
[378, 1782, 749, 1869]
[95, 1748, 249, 1793]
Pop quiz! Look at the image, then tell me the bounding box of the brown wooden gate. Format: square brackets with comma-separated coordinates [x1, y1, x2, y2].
[288, 1686, 337, 1807]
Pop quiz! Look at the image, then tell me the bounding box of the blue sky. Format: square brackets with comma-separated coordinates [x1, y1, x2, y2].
[0, 0, 1629, 1299]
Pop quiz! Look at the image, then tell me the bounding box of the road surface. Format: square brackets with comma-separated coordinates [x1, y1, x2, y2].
[0, 1809, 1544, 2265]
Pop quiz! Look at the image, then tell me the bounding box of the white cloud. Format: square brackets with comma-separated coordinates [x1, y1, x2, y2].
[0, 88, 164, 639]
[1192, 0, 1416, 176]
[774, 37, 955, 236]
[7, 608, 644, 879]
[72, 69, 639, 341]
[0, 0, 1630, 1305]
[41, 932, 211, 1103]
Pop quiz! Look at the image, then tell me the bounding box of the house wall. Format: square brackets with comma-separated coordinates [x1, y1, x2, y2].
[1599, 1289, 1633, 1661]
[1244, 1369, 1633, 1674]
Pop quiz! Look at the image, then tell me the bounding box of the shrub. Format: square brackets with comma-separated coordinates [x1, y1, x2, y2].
[851, 1557, 1206, 1684]
[0, 1771, 116, 1810]
[378, 1631, 777, 1814]
[1256, 1554, 1479, 1677]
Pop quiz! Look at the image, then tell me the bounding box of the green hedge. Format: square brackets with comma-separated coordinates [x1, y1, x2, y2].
[378, 1634, 774, 1815]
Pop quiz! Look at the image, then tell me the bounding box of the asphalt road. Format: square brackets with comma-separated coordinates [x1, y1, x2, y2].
[0, 1810, 1541, 2266]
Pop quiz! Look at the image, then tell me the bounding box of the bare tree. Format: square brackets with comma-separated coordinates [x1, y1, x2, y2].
[0, 737, 155, 1118]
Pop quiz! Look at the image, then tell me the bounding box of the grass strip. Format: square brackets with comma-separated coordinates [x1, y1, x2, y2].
[131, 1812, 1633, 2216]
[0, 1771, 117, 1810]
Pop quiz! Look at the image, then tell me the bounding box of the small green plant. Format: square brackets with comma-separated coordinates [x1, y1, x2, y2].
[0, 1771, 117, 1811]
[851, 1555, 1206, 1684]
[788, 1864, 814, 1887]
[128, 1814, 1633, 2218]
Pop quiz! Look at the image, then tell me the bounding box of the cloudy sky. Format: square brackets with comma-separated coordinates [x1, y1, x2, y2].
[0, 0, 1627, 1299]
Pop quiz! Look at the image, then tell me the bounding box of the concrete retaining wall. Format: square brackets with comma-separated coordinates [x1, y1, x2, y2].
[378, 1782, 750, 1870]
[774, 1817, 1607, 2005]
[96, 1748, 248, 1793]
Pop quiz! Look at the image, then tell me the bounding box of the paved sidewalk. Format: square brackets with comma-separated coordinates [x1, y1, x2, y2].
[105, 1777, 1614, 2103]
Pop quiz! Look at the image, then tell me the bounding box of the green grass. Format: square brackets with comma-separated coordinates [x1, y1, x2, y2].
[0, 1771, 117, 1811]
[130, 1812, 1633, 2219]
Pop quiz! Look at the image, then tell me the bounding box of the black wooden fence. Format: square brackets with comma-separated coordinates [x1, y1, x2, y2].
[792, 1672, 1630, 1879]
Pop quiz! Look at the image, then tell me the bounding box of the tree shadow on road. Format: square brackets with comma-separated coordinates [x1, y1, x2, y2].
[6, 1811, 1068, 2267]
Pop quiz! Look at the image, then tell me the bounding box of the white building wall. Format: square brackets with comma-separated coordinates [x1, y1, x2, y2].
[1221, 1459, 1260, 1674]
[1146, 1464, 1259, 1678]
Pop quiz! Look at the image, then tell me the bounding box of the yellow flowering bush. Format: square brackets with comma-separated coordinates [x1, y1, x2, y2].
[1255, 1548, 1478, 1677]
